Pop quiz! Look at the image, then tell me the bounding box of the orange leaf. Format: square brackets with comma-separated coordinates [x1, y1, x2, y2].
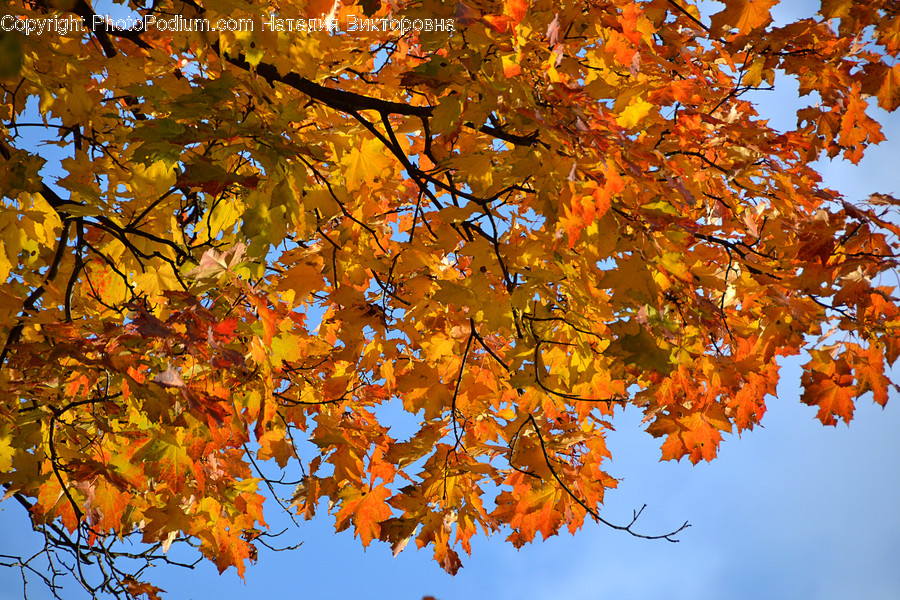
[876, 63, 900, 112]
[679, 413, 723, 464]
[709, 0, 778, 35]
[336, 485, 393, 547]
[502, 54, 522, 78]
[850, 345, 890, 407]
[801, 359, 856, 426]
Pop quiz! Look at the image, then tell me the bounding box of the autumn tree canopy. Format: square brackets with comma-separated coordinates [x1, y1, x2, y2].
[1, 0, 899, 596]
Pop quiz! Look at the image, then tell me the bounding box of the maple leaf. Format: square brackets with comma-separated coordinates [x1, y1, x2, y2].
[131, 310, 174, 338]
[710, 0, 779, 36]
[379, 517, 419, 556]
[206, 519, 254, 578]
[679, 413, 725, 464]
[0, 429, 15, 472]
[176, 159, 260, 196]
[340, 138, 395, 191]
[617, 98, 654, 129]
[863, 63, 900, 112]
[819, 0, 854, 19]
[1, 0, 898, 595]
[849, 345, 891, 407]
[122, 576, 165, 600]
[800, 357, 857, 426]
[438, 545, 463, 575]
[483, 0, 528, 32]
[335, 485, 393, 548]
[185, 243, 247, 280]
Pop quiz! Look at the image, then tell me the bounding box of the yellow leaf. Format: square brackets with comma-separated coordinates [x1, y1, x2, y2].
[431, 95, 463, 134]
[340, 138, 394, 191]
[134, 263, 181, 297]
[201, 197, 243, 242]
[131, 161, 178, 197]
[0, 209, 21, 281]
[445, 153, 494, 189]
[616, 98, 653, 129]
[87, 262, 128, 307]
[0, 249, 13, 285]
[0, 429, 15, 472]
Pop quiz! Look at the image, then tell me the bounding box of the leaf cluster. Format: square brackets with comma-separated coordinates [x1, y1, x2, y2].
[1, 0, 899, 597]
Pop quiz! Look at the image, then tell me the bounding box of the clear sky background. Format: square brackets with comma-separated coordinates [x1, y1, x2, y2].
[1, 1, 899, 599]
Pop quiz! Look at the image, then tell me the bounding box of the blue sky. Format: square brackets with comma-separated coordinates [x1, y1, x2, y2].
[2, 1, 900, 599]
